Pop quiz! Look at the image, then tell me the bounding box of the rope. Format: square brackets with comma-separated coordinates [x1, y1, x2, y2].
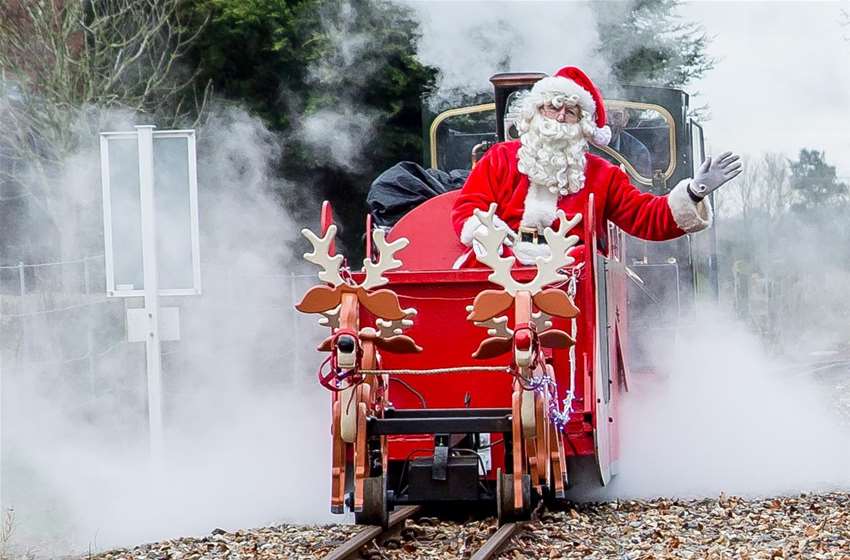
[360, 366, 511, 376]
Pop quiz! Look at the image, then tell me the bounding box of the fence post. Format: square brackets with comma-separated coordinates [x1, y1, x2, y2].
[290, 272, 300, 380]
[17, 261, 24, 296]
[87, 323, 96, 400]
[83, 256, 90, 295]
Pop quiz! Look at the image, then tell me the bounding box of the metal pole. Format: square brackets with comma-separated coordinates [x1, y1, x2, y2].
[136, 125, 164, 461]
[0, 284, 4, 514]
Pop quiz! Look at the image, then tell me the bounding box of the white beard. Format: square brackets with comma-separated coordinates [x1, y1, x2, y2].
[517, 112, 591, 231]
[517, 112, 589, 196]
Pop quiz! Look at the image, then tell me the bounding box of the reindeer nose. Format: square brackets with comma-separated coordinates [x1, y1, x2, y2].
[336, 335, 356, 353]
[515, 330, 532, 351]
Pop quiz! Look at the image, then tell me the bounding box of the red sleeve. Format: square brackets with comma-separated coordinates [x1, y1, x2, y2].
[451, 146, 508, 236]
[603, 167, 686, 241]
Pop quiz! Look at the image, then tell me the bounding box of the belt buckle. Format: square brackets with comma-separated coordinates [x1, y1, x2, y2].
[518, 226, 540, 244]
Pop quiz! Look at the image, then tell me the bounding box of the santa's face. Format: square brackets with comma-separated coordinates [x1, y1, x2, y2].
[539, 101, 581, 124]
[516, 99, 593, 196]
[530, 111, 585, 145]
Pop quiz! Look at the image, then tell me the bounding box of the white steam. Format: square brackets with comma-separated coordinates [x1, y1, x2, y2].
[605, 308, 850, 499]
[404, 0, 609, 101]
[296, 0, 381, 171]
[300, 108, 377, 172]
[1, 107, 332, 556]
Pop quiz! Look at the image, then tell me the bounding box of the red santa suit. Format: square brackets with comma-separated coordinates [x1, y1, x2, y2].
[450, 66, 712, 267]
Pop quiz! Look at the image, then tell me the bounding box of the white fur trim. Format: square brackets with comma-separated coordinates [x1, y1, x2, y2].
[667, 178, 713, 233]
[452, 249, 473, 269]
[460, 216, 482, 246]
[514, 241, 551, 265]
[592, 125, 611, 147]
[531, 76, 595, 115]
[521, 184, 559, 230]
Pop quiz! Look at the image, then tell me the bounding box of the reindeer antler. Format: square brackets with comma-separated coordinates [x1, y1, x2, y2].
[302, 225, 345, 287]
[361, 229, 408, 290]
[472, 203, 517, 284]
[318, 305, 341, 329]
[465, 304, 514, 338]
[532, 311, 552, 332]
[375, 308, 417, 338]
[472, 204, 581, 296]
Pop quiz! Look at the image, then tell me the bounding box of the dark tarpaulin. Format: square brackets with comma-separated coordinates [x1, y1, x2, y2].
[367, 161, 469, 228]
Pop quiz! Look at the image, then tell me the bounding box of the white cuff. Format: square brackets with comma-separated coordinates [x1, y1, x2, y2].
[460, 216, 482, 246]
[667, 178, 713, 233]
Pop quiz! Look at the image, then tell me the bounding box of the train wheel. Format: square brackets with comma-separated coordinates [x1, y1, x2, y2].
[496, 469, 531, 526]
[543, 470, 569, 510]
[355, 476, 389, 528]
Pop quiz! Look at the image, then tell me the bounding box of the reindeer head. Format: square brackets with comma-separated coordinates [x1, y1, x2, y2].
[296, 225, 421, 374]
[467, 204, 581, 367]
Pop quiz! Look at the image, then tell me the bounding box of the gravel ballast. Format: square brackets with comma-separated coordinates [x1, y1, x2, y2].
[89, 492, 850, 559]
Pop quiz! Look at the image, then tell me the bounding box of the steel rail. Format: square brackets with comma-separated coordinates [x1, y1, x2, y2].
[322, 505, 421, 560]
[323, 505, 535, 560]
[470, 521, 522, 560]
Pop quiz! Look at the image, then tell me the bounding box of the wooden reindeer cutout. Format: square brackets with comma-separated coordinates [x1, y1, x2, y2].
[296, 218, 420, 521]
[467, 203, 581, 516]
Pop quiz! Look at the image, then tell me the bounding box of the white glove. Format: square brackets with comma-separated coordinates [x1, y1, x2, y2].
[513, 240, 551, 265]
[460, 214, 515, 247]
[689, 151, 743, 200]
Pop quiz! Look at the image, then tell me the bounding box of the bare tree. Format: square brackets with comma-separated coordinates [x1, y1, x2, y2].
[760, 152, 791, 220]
[0, 0, 210, 265]
[720, 153, 790, 222]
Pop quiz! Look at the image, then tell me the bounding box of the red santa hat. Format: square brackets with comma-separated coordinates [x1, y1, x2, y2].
[530, 66, 611, 146]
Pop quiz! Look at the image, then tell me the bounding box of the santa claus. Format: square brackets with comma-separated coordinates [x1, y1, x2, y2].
[451, 66, 741, 266]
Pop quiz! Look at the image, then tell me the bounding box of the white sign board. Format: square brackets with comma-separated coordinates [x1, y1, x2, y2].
[99, 125, 200, 460]
[100, 129, 201, 297]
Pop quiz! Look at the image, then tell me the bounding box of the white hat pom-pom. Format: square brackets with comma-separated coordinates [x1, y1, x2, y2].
[592, 125, 611, 146]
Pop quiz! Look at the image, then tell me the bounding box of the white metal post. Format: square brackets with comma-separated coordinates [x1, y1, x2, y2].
[136, 125, 164, 460]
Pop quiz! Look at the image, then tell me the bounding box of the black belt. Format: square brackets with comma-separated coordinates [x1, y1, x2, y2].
[519, 228, 548, 245]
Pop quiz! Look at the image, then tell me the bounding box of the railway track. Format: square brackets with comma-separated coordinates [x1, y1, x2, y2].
[321, 506, 526, 560]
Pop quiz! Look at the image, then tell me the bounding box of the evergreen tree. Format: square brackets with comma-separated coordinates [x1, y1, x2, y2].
[789, 149, 848, 211]
[185, 0, 437, 254]
[593, 0, 714, 88]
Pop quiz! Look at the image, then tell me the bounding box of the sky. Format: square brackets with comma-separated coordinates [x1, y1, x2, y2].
[681, 0, 850, 178]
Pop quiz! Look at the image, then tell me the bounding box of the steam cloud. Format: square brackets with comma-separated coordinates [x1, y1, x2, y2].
[404, 0, 609, 102]
[1, 106, 333, 557]
[603, 308, 850, 499]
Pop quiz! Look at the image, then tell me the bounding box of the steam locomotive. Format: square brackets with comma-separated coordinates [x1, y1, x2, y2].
[296, 72, 716, 526]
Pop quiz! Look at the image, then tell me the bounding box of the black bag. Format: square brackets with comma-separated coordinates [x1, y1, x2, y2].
[367, 161, 469, 228]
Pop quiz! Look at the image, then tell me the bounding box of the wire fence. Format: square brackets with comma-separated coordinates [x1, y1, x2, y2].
[0, 254, 105, 297]
[1, 255, 319, 419]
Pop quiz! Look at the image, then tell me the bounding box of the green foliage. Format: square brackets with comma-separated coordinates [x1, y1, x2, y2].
[185, 0, 436, 254]
[593, 0, 714, 88]
[789, 148, 849, 212]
